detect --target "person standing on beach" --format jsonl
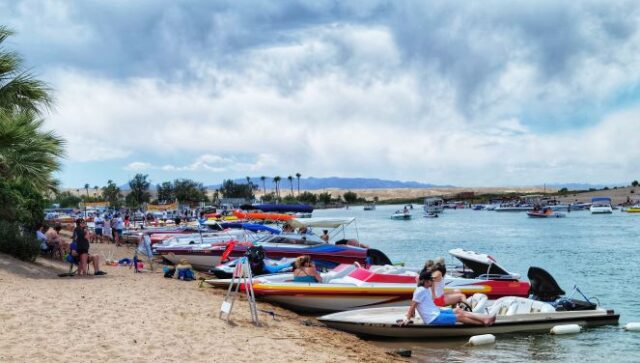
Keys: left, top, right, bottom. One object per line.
{"left": 115, "top": 214, "right": 124, "bottom": 246}
{"left": 94, "top": 214, "right": 104, "bottom": 242}
{"left": 73, "top": 219, "right": 91, "bottom": 276}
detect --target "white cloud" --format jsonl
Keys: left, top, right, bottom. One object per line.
{"left": 124, "top": 162, "right": 153, "bottom": 171}
{"left": 22, "top": 2, "right": 640, "bottom": 185}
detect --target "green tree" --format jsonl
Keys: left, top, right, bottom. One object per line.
{"left": 260, "top": 192, "right": 277, "bottom": 203}
{"left": 317, "top": 192, "right": 332, "bottom": 205}
{"left": 173, "top": 178, "right": 208, "bottom": 205}
{"left": 343, "top": 191, "right": 358, "bottom": 204}
{"left": 260, "top": 176, "right": 267, "bottom": 194}
{"left": 632, "top": 180, "right": 639, "bottom": 187}
{"left": 295, "top": 172, "right": 301, "bottom": 195}
{"left": 287, "top": 175, "right": 294, "bottom": 195}
{"left": 102, "top": 179, "right": 122, "bottom": 209}
{"left": 0, "top": 110, "right": 65, "bottom": 193}
{"left": 297, "top": 191, "right": 317, "bottom": 205}
{"left": 0, "top": 26, "right": 52, "bottom": 114}
{"left": 0, "top": 26, "right": 61, "bottom": 261}
{"left": 127, "top": 173, "right": 151, "bottom": 208}
{"left": 219, "top": 179, "right": 254, "bottom": 199}
{"left": 157, "top": 181, "right": 175, "bottom": 202}
{"left": 273, "top": 176, "right": 281, "bottom": 198}
{"left": 55, "top": 191, "right": 82, "bottom": 208}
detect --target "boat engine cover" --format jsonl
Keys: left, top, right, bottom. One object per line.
{"left": 527, "top": 266, "right": 565, "bottom": 302}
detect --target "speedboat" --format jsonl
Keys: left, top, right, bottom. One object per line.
{"left": 623, "top": 205, "right": 640, "bottom": 213}
{"left": 211, "top": 249, "right": 530, "bottom": 313}
{"left": 590, "top": 197, "right": 613, "bottom": 214}
{"left": 318, "top": 267, "right": 619, "bottom": 338}
{"left": 363, "top": 203, "right": 376, "bottom": 211}
{"left": 318, "top": 300, "right": 618, "bottom": 338}
{"left": 157, "top": 218, "right": 392, "bottom": 271}
{"left": 391, "top": 210, "right": 412, "bottom": 220}
{"left": 527, "top": 208, "right": 566, "bottom": 218}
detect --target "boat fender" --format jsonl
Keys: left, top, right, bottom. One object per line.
{"left": 468, "top": 334, "right": 495, "bottom": 346}
{"left": 550, "top": 324, "right": 581, "bottom": 335}
{"left": 624, "top": 322, "right": 640, "bottom": 331}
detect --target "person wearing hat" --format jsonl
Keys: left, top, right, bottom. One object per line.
{"left": 400, "top": 270, "right": 495, "bottom": 326}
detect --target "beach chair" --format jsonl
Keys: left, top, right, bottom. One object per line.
{"left": 58, "top": 253, "right": 93, "bottom": 277}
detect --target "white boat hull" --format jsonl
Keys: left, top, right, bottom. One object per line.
{"left": 590, "top": 206, "right": 613, "bottom": 214}
{"left": 319, "top": 306, "right": 619, "bottom": 338}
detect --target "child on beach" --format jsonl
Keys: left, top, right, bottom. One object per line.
{"left": 400, "top": 270, "right": 495, "bottom": 326}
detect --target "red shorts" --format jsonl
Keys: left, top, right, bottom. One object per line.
{"left": 434, "top": 295, "right": 445, "bottom": 306}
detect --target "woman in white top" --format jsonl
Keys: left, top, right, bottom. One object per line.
{"left": 400, "top": 270, "right": 495, "bottom": 326}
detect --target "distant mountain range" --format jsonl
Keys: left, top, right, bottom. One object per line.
{"left": 209, "top": 177, "right": 451, "bottom": 190}
{"left": 117, "top": 179, "right": 628, "bottom": 192}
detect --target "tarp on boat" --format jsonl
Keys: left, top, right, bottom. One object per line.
{"left": 288, "top": 217, "right": 356, "bottom": 229}
{"left": 248, "top": 204, "right": 314, "bottom": 213}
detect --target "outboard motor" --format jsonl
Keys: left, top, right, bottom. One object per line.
{"left": 245, "top": 245, "right": 266, "bottom": 275}
{"left": 527, "top": 266, "right": 565, "bottom": 302}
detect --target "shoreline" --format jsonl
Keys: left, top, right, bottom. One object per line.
{"left": 0, "top": 244, "right": 403, "bottom": 362}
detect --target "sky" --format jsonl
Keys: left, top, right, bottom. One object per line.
{"left": 2, "top": 0, "right": 640, "bottom": 188}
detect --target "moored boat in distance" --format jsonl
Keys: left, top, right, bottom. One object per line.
{"left": 527, "top": 208, "right": 566, "bottom": 218}
{"left": 391, "top": 209, "right": 412, "bottom": 220}
{"left": 424, "top": 197, "right": 444, "bottom": 215}
{"left": 590, "top": 197, "right": 613, "bottom": 214}
{"left": 363, "top": 203, "right": 376, "bottom": 211}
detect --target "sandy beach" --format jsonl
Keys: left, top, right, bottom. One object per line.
{"left": 0, "top": 242, "right": 402, "bottom": 363}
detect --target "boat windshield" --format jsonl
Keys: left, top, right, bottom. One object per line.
{"left": 260, "top": 235, "right": 324, "bottom": 246}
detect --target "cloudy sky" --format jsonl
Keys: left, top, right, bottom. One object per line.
{"left": 2, "top": 0, "right": 640, "bottom": 187}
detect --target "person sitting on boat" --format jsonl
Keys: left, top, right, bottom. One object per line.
{"left": 281, "top": 223, "right": 295, "bottom": 233}
{"left": 430, "top": 263, "right": 466, "bottom": 307}
{"left": 292, "top": 255, "right": 322, "bottom": 283}
{"left": 400, "top": 270, "right": 495, "bottom": 326}
{"left": 320, "top": 230, "right": 330, "bottom": 243}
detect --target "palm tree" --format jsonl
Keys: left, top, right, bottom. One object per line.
{"left": 0, "top": 110, "right": 64, "bottom": 193}
{"left": 287, "top": 175, "right": 294, "bottom": 195}
{"left": 273, "top": 176, "right": 281, "bottom": 198}
{"left": 260, "top": 176, "right": 267, "bottom": 194}
{"left": 0, "top": 27, "right": 62, "bottom": 196}
{"left": 0, "top": 26, "right": 52, "bottom": 114}
{"left": 295, "top": 173, "right": 301, "bottom": 195}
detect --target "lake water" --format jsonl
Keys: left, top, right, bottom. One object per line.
{"left": 313, "top": 204, "right": 640, "bottom": 362}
